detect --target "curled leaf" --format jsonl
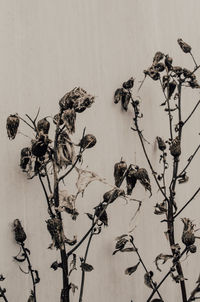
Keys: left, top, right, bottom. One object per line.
{"left": 155, "top": 253, "right": 173, "bottom": 272}
{"left": 125, "top": 261, "right": 140, "bottom": 275}
{"left": 70, "top": 283, "right": 78, "bottom": 295}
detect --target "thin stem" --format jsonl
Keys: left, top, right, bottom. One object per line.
{"left": 0, "top": 287, "right": 8, "bottom": 302}
{"left": 18, "top": 116, "right": 35, "bottom": 131}
{"left": 183, "top": 100, "right": 200, "bottom": 126}
{"left": 38, "top": 174, "right": 55, "bottom": 218}
{"left": 79, "top": 232, "right": 94, "bottom": 302}
{"left": 173, "top": 187, "right": 200, "bottom": 219}
{"left": 190, "top": 52, "right": 198, "bottom": 68}
{"left": 178, "top": 144, "right": 200, "bottom": 177}
{"left": 44, "top": 166, "right": 53, "bottom": 194}
{"left": 131, "top": 241, "right": 163, "bottom": 300}
{"left": 21, "top": 243, "right": 37, "bottom": 302}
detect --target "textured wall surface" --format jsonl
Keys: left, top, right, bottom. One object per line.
{"left": 1, "top": 1, "right": 200, "bottom": 301}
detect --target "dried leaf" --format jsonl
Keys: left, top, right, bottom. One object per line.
{"left": 85, "top": 213, "right": 94, "bottom": 221}
{"left": 125, "top": 261, "right": 140, "bottom": 275}
{"left": 155, "top": 253, "right": 173, "bottom": 272}
{"left": 144, "top": 271, "right": 154, "bottom": 288}
{"left": 80, "top": 262, "right": 94, "bottom": 272}
{"left": 114, "top": 160, "right": 127, "bottom": 187}
{"left": 70, "top": 283, "right": 78, "bottom": 295}
{"left": 69, "top": 254, "right": 77, "bottom": 276}
{"left": 65, "top": 235, "right": 77, "bottom": 246}
{"left": 136, "top": 167, "right": 152, "bottom": 196}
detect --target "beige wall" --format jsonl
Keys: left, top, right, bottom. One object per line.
{"left": 1, "top": 1, "right": 200, "bottom": 301}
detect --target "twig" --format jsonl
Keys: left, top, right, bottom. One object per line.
{"left": 183, "top": 100, "right": 200, "bottom": 126}
{"left": 173, "top": 187, "right": 200, "bottom": 219}
{"left": 38, "top": 173, "right": 55, "bottom": 218}
{"left": 0, "top": 287, "right": 8, "bottom": 302}
{"left": 178, "top": 144, "right": 200, "bottom": 177}
{"left": 18, "top": 116, "right": 35, "bottom": 131}
{"left": 190, "top": 52, "right": 198, "bottom": 68}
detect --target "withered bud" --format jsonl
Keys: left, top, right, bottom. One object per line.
{"left": 114, "top": 159, "right": 127, "bottom": 187}
{"left": 170, "top": 136, "right": 181, "bottom": 158}
{"left": 62, "top": 108, "right": 76, "bottom": 134}
{"left": 79, "top": 134, "right": 97, "bottom": 149}
{"left": 173, "top": 66, "right": 183, "bottom": 76}
{"left": 145, "top": 67, "right": 160, "bottom": 81}
{"left": 126, "top": 165, "right": 137, "bottom": 195}
{"left": 13, "top": 219, "right": 27, "bottom": 243}
{"left": 153, "top": 51, "right": 164, "bottom": 64}
{"left": 103, "top": 188, "right": 125, "bottom": 204}
{"left": 156, "top": 137, "right": 166, "bottom": 151}
{"left": 114, "top": 88, "right": 124, "bottom": 104}
{"left": 53, "top": 113, "right": 64, "bottom": 125}
{"left": 165, "top": 55, "right": 173, "bottom": 71}
{"left": 46, "top": 218, "right": 63, "bottom": 249}
{"left": 136, "top": 167, "right": 152, "bottom": 196}
{"left": 122, "top": 91, "right": 131, "bottom": 111}
{"left": 20, "top": 147, "right": 31, "bottom": 170}
{"left": 31, "top": 134, "right": 50, "bottom": 157}
{"left": 183, "top": 68, "right": 192, "bottom": 78}
{"left": 94, "top": 204, "right": 108, "bottom": 226}
{"left": 122, "top": 77, "right": 134, "bottom": 90}
{"left": 6, "top": 114, "right": 20, "bottom": 140}
{"left": 37, "top": 118, "right": 50, "bottom": 134}
{"left": 177, "top": 38, "right": 192, "bottom": 53}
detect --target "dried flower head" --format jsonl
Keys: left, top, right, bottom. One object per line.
{"left": 156, "top": 137, "right": 166, "bottom": 151}
{"left": 114, "top": 88, "right": 124, "bottom": 104}
{"left": 79, "top": 134, "right": 97, "bottom": 149}
{"left": 122, "top": 77, "right": 134, "bottom": 90}
{"left": 13, "top": 219, "right": 27, "bottom": 243}
{"left": 122, "top": 91, "right": 131, "bottom": 111}
{"left": 181, "top": 218, "right": 195, "bottom": 247}
{"left": 6, "top": 114, "right": 20, "bottom": 140}
{"left": 153, "top": 51, "right": 164, "bottom": 64}
{"left": 53, "top": 113, "right": 64, "bottom": 125}
{"left": 46, "top": 218, "right": 63, "bottom": 249}
{"left": 114, "top": 159, "right": 127, "bottom": 187}
{"left": 135, "top": 167, "right": 152, "bottom": 196}
{"left": 20, "top": 147, "right": 31, "bottom": 171}
{"left": 37, "top": 118, "right": 50, "bottom": 135}
{"left": 31, "top": 134, "right": 50, "bottom": 157}
{"left": 126, "top": 165, "right": 137, "bottom": 195}
{"left": 170, "top": 136, "right": 181, "bottom": 158}
{"left": 56, "top": 132, "right": 75, "bottom": 168}
{"left": 62, "top": 108, "right": 76, "bottom": 134}
{"left": 177, "top": 38, "right": 192, "bottom": 53}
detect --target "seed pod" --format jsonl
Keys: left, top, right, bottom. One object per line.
{"left": 31, "top": 134, "right": 50, "bottom": 157}
{"left": 114, "top": 88, "right": 124, "bottom": 104}
{"left": 122, "top": 91, "right": 131, "bottom": 111}
{"left": 103, "top": 188, "right": 125, "bottom": 204}
{"left": 62, "top": 108, "right": 76, "bottom": 134}
{"left": 170, "top": 136, "right": 181, "bottom": 158}
{"left": 94, "top": 204, "right": 108, "bottom": 226}
{"left": 114, "top": 160, "right": 127, "bottom": 187}
{"left": 136, "top": 167, "right": 152, "bottom": 196}
{"left": 53, "top": 113, "right": 64, "bottom": 125}
{"left": 13, "top": 219, "right": 27, "bottom": 243}
{"left": 168, "top": 80, "right": 176, "bottom": 99}
{"left": 165, "top": 55, "right": 173, "bottom": 71}
{"left": 181, "top": 218, "right": 195, "bottom": 247}
{"left": 156, "top": 137, "right": 166, "bottom": 151}
{"left": 153, "top": 51, "right": 164, "bottom": 64}
{"left": 177, "top": 38, "right": 192, "bottom": 53}
{"left": 46, "top": 218, "right": 63, "bottom": 249}
{"left": 188, "top": 244, "right": 197, "bottom": 254}
{"left": 20, "top": 147, "right": 31, "bottom": 170}
{"left": 126, "top": 165, "right": 137, "bottom": 195}
{"left": 79, "top": 134, "right": 97, "bottom": 149}
{"left": 37, "top": 118, "right": 50, "bottom": 134}
{"left": 6, "top": 114, "right": 20, "bottom": 140}
{"left": 122, "top": 77, "right": 134, "bottom": 89}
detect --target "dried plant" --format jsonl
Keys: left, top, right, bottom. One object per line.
{"left": 113, "top": 38, "right": 200, "bottom": 302}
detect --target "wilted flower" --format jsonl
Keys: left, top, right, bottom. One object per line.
{"left": 135, "top": 167, "right": 152, "bottom": 196}
{"left": 94, "top": 204, "right": 108, "bottom": 226}
{"left": 173, "top": 66, "right": 183, "bottom": 76}
{"left": 122, "top": 91, "right": 131, "bottom": 111}
{"left": 122, "top": 77, "right": 134, "bottom": 90}
{"left": 188, "top": 244, "right": 197, "bottom": 254}
{"left": 46, "top": 218, "right": 64, "bottom": 249}
{"left": 154, "top": 62, "right": 165, "bottom": 72}
{"left": 59, "top": 87, "right": 94, "bottom": 113}
{"left": 103, "top": 188, "right": 125, "bottom": 204}
{"left": 31, "top": 134, "right": 50, "bottom": 157}
{"left": 126, "top": 165, "right": 137, "bottom": 195}
{"left": 79, "top": 134, "right": 97, "bottom": 149}
{"left": 156, "top": 137, "right": 166, "bottom": 151}
{"left": 177, "top": 38, "right": 192, "bottom": 53}
{"left": 114, "top": 159, "right": 127, "bottom": 187}
{"left": 37, "top": 118, "right": 50, "bottom": 134}
{"left": 170, "top": 136, "right": 181, "bottom": 158}
{"left": 114, "top": 88, "right": 124, "bottom": 104}
{"left": 56, "top": 132, "right": 75, "bottom": 168}
{"left": 144, "top": 67, "right": 160, "bottom": 81}
{"left": 13, "top": 219, "right": 26, "bottom": 243}
{"left": 181, "top": 218, "right": 195, "bottom": 247}
{"left": 20, "top": 147, "right": 31, "bottom": 171}
{"left": 6, "top": 114, "right": 20, "bottom": 140}
{"left": 153, "top": 51, "right": 164, "bottom": 64}
{"left": 62, "top": 108, "right": 76, "bottom": 134}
